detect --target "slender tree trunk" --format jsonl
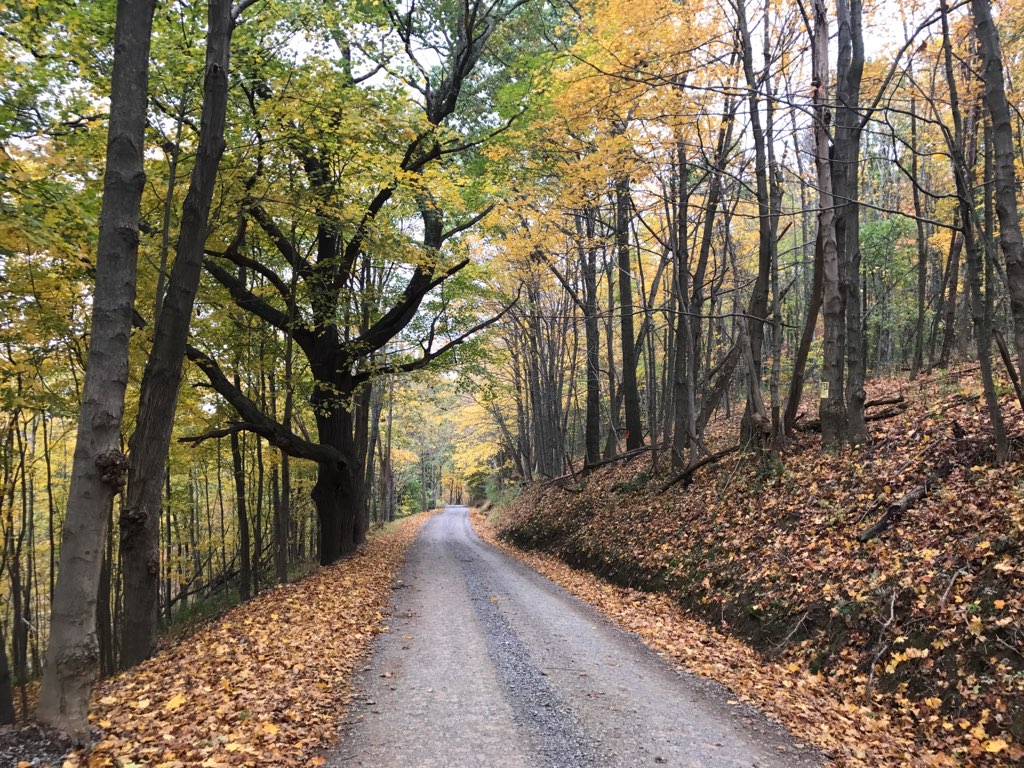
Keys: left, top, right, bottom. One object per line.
{"left": 616, "top": 177, "right": 644, "bottom": 450}
{"left": 736, "top": 0, "right": 773, "bottom": 447}
{"left": 910, "top": 95, "right": 929, "bottom": 379}
{"left": 784, "top": 228, "right": 824, "bottom": 432}
{"left": 941, "top": 0, "right": 1008, "bottom": 462}
{"left": 938, "top": 228, "right": 963, "bottom": 367}
{"left": 578, "top": 212, "right": 602, "bottom": 468}
{"left": 37, "top": 0, "right": 157, "bottom": 739}
{"left": 972, "top": 0, "right": 1024, "bottom": 381}
{"left": 671, "top": 144, "right": 693, "bottom": 468}
{"left": 0, "top": 625, "right": 15, "bottom": 724}
{"left": 231, "top": 426, "right": 252, "bottom": 601}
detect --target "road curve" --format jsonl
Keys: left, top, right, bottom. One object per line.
{"left": 329, "top": 506, "right": 820, "bottom": 768}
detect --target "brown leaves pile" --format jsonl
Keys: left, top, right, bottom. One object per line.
{"left": 473, "top": 509, "right": 929, "bottom": 766}
{"left": 482, "top": 372, "right": 1023, "bottom": 767}
{"left": 66, "top": 514, "right": 431, "bottom": 768}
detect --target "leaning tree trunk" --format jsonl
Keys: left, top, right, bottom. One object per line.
{"left": 941, "top": 0, "right": 1008, "bottom": 463}
{"left": 36, "top": 0, "right": 156, "bottom": 741}
{"left": 119, "top": 0, "right": 234, "bottom": 670}
{"left": 784, "top": 228, "right": 824, "bottom": 432}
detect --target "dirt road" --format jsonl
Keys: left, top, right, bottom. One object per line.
{"left": 330, "top": 506, "right": 820, "bottom": 767}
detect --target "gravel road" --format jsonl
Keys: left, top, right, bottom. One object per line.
{"left": 329, "top": 506, "right": 821, "bottom": 767}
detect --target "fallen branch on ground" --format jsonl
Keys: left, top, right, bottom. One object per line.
{"left": 797, "top": 403, "right": 908, "bottom": 433}
{"left": 864, "top": 395, "right": 906, "bottom": 408}
{"left": 857, "top": 476, "right": 941, "bottom": 542}
{"left": 659, "top": 444, "right": 740, "bottom": 492}
{"left": 543, "top": 446, "right": 655, "bottom": 485}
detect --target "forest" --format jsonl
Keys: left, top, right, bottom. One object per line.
{"left": 0, "top": 0, "right": 1022, "bottom": 764}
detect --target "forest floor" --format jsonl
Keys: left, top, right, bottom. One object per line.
{"left": 329, "top": 505, "right": 817, "bottom": 768}
{"left": 489, "top": 370, "right": 1023, "bottom": 767}
{"left": 26, "top": 512, "right": 434, "bottom": 768}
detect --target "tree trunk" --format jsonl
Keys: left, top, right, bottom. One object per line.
{"left": 784, "top": 227, "right": 824, "bottom": 432}
{"left": 910, "top": 95, "right": 929, "bottom": 379}
{"left": 0, "top": 625, "right": 15, "bottom": 725}
{"left": 579, "top": 212, "right": 602, "bottom": 468}
{"left": 736, "top": 0, "right": 773, "bottom": 447}
{"left": 972, "top": 0, "right": 1024, "bottom": 380}
{"left": 812, "top": 0, "right": 848, "bottom": 447}
{"left": 231, "top": 428, "right": 252, "bottom": 600}
{"left": 119, "top": 0, "right": 234, "bottom": 670}
{"left": 37, "top": 0, "right": 156, "bottom": 740}
{"left": 938, "top": 228, "right": 963, "bottom": 367}
{"left": 312, "top": 403, "right": 362, "bottom": 563}
{"left": 616, "top": 176, "right": 644, "bottom": 451}
{"left": 835, "top": 0, "right": 867, "bottom": 442}
{"left": 940, "top": 0, "right": 1008, "bottom": 463}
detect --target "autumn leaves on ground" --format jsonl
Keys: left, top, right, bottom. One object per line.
{"left": 58, "top": 515, "right": 431, "bottom": 768}
{"left": 487, "top": 373, "right": 1023, "bottom": 767}
{"left": 49, "top": 374, "right": 1021, "bottom": 768}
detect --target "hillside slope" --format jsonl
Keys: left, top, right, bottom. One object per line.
{"left": 496, "top": 375, "right": 1023, "bottom": 766}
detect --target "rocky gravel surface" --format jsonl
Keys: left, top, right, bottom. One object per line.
{"left": 330, "top": 506, "right": 821, "bottom": 768}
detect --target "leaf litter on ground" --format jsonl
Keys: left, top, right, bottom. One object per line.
{"left": 477, "top": 370, "right": 1023, "bottom": 767}
{"left": 59, "top": 512, "right": 433, "bottom": 768}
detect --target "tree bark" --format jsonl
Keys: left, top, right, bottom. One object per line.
{"left": 616, "top": 176, "right": 644, "bottom": 451}
{"left": 119, "top": 0, "right": 235, "bottom": 670}
{"left": 972, "top": 0, "right": 1024, "bottom": 382}
{"left": 835, "top": 0, "right": 867, "bottom": 442}
{"left": 37, "top": 0, "right": 156, "bottom": 740}
{"left": 940, "top": 0, "right": 1008, "bottom": 463}
{"left": 812, "top": 0, "right": 848, "bottom": 447}
{"left": 231, "top": 426, "right": 252, "bottom": 600}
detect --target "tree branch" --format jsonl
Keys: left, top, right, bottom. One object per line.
{"left": 353, "top": 299, "right": 516, "bottom": 384}
{"left": 185, "top": 344, "right": 348, "bottom": 466}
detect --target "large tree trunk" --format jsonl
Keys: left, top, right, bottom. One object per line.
{"left": 119, "top": 0, "right": 234, "bottom": 670}
{"left": 972, "top": 0, "right": 1024, "bottom": 380}
{"left": 812, "top": 0, "right": 848, "bottom": 447}
{"left": 312, "top": 397, "right": 364, "bottom": 563}
{"left": 835, "top": 0, "right": 867, "bottom": 442}
{"left": 37, "top": 0, "right": 156, "bottom": 740}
